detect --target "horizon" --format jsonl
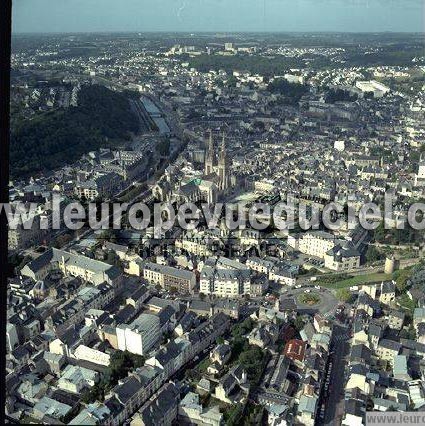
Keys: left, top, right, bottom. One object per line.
{"left": 12, "top": 0, "right": 424, "bottom": 34}
{"left": 11, "top": 30, "right": 425, "bottom": 35}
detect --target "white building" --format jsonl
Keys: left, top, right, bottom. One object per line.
{"left": 334, "top": 140, "right": 345, "bottom": 152}
{"left": 74, "top": 345, "right": 111, "bottom": 366}
{"left": 116, "top": 313, "right": 160, "bottom": 356}
{"left": 355, "top": 80, "right": 390, "bottom": 98}
{"left": 179, "top": 392, "right": 223, "bottom": 426}
{"left": 414, "top": 155, "right": 425, "bottom": 186}
{"left": 298, "top": 231, "right": 337, "bottom": 259}
{"left": 200, "top": 257, "right": 251, "bottom": 297}
{"left": 57, "top": 365, "right": 99, "bottom": 394}
{"left": 6, "top": 323, "right": 19, "bottom": 352}
{"left": 200, "top": 266, "right": 251, "bottom": 297}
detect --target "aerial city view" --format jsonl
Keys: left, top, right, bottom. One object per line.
{"left": 4, "top": 1, "right": 425, "bottom": 425}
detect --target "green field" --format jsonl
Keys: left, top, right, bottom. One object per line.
{"left": 319, "top": 272, "right": 393, "bottom": 289}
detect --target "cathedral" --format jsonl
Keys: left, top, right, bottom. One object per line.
{"left": 151, "top": 130, "right": 232, "bottom": 206}
{"left": 204, "top": 130, "right": 230, "bottom": 192}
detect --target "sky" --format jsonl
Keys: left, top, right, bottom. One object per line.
{"left": 12, "top": 0, "right": 424, "bottom": 34}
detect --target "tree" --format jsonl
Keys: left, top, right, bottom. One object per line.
{"left": 156, "top": 138, "right": 170, "bottom": 157}
{"left": 232, "top": 318, "right": 254, "bottom": 338}
{"left": 107, "top": 350, "right": 145, "bottom": 388}
{"left": 105, "top": 251, "right": 120, "bottom": 267}
{"left": 8, "top": 253, "right": 29, "bottom": 277}
{"left": 11, "top": 85, "right": 139, "bottom": 178}
{"left": 226, "top": 75, "right": 238, "bottom": 88}
{"left": 267, "top": 78, "right": 308, "bottom": 105}
{"left": 394, "top": 269, "right": 411, "bottom": 292}
{"left": 237, "top": 344, "right": 269, "bottom": 384}
{"left": 293, "top": 316, "right": 305, "bottom": 331}
{"left": 337, "top": 288, "right": 353, "bottom": 303}
{"left": 366, "top": 245, "right": 384, "bottom": 263}
{"left": 325, "top": 88, "right": 358, "bottom": 103}
{"left": 52, "top": 233, "right": 72, "bottom": 249}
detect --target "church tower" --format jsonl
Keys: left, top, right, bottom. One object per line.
{"left": 218, "top": 132, "right": 229, "bottom": 191}
{"left": 204, "top": 130, "right": 215, "bottom": 176}
{"left": 415, "top": 153, "right": 425, "bottom": 186}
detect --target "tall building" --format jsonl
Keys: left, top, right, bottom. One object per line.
{"left": 204, "top": 130, "right": 230, "bottom": 192}
{"left": 218, "top": 133, "right": 230, "bottom": 191}
{"left": 204, "top": 130, "right": 215, "bottom": 176}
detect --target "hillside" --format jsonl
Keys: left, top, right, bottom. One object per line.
{"left": 11, "top": 84, "right": 139, "bottom": 178}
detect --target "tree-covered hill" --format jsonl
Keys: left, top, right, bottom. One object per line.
{"left": 11, "top": 84, "right": 139, "bottom": 178}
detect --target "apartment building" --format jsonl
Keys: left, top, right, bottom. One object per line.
{"left": 143, "top": 262, "right": 196, "bottom": 294}
{"left": 21, "top": 248, "right": 122, "bottom": 287}
{"left": 200, "top": 264, "right": 251, "bottom": 297}
{"left": 298, "top": 231, "right": 337, "bottom": 259}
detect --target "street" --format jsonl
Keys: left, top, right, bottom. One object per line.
{"left": 317, "top": 323, "right": 351, "bottom": 426}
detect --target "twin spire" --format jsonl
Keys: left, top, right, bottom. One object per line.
{"left": 204, "top": 129, "right": 228, "bottom": 184}
{"left": 206, "top": 129, "right": 227, "bottom": 164}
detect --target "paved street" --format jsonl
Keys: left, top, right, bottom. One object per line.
{"left": 318, "top": 323, "right": 351, "bottom": 426}
{"left": 281, "top": 287, "right": 339, "bottom": 316}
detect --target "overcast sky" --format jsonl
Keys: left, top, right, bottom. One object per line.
{"left": 12, "top": 0, "right": 424, "bottom": 33}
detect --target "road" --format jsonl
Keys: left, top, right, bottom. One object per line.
{"left": 317, "top": 323, "right": 351, "bottom": 426}
{"left": 281, "top": 287, "right": 339, "bottom": 316}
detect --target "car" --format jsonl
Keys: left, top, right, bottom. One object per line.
{"left": 315, "top": 285, "right": 320, "bottom": 290}
{"left": 304, "top": 289, "right": 311, "bottom": 293}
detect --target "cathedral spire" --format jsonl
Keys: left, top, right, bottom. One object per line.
{"left": 204, "top": 129, "right": 215, "bottom": 175}
{"left": 218, "top": 132, "right": 229, "bottom": 191}
{"left": 208, "top": 129, "right": 214, "bottom": 155}
{"left": 219, "top": 132, "right": 227, "bottom": 163}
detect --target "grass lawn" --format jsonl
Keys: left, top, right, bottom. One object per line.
{"left": 319, "top": 272, "right": 393, "bottom": 289}
{"left": 198, "top": 357, "right": 211, "bottom": 373}
{"left": 297, "top": 292, "right": 321, "bottom": 305}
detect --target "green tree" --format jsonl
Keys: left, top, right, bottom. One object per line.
{"left": 226, "top": 75, "right": 238, "bottom": 88}
{"left": 105, "top": 251, "right": 121, "bottom": 267}
{"left": 232, "top": 318, "right": 254, "bottom": 338}
{"left": 366, "top": 245, "right": 385, "bottom": 263}
{"left": 337, "top": 288, "right": 353, "bottom": 303}
{"left": 394, "top": 269, "right": 411, "bottom": 292}
{"left": 11, "top": 85, "right": 139, "bottom": 178}
{"left": 293, "top": 316, "right": 305, "bottom": 331}
{"left": 156, "top": 138, "right": 170, "bottom": 156}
